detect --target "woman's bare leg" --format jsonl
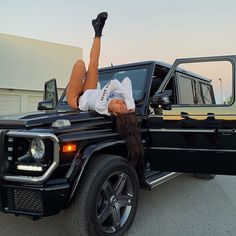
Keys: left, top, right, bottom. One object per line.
{"left": 66, "top": 12, "right": 107, "bottom": 110}
{"left": 82, "top": 37, "right": 101, "bottom": 91}
{"left": 66, "top": 59, "right": 86, "bottom": 109}
{"left": 82, "top": 12, "right": 107, "bottom": 91}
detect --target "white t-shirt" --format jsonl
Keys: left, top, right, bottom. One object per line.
{"left": 78, "top": 77, "right": 135, "bottom": 115}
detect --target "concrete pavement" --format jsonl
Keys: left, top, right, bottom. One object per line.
{"left": 0, "top": 174, "right": 236, "bottom": 236}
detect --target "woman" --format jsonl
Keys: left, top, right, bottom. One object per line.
{"left": 66, "top": 12, "right": 144, "bottom": 166}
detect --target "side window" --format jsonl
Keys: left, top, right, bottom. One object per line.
{"left": 150, "top": 65, "right": 169, "bottom": 97}
{"left": 150, "top": 65, "right": 177, "bottom": 104}
{"left": 199, "top": 82, "right": 215, "bottom": 104}
{"left": 172, "top": 60, "right": 233, "bottom": 106}
{"left": 177, "top": 74, "right": 197, "bottom": 104}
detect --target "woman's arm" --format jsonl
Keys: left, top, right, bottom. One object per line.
{"left": 95, "top": 78, "right": 135, "bottom": 115}
{"left": 107, "top": 78, "right": 135, "bottom": 110}
{"left": 120, "top": 77, "right": 135, "bottom": 110}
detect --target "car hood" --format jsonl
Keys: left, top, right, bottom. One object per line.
{"left": 0, "top": 110, "right": 107, "bottom": 129}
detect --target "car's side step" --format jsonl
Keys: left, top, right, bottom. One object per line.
{"left": 145, "top": 172, "right": 181, "bottom": 189}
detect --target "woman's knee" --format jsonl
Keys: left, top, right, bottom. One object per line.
{"left": 73, "top": 59, "right": 86, "bottom": 71}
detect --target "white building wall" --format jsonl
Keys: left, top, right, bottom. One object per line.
{"left": 0, "top": 88, "right": 64, "bottom": 115}
{"left": 0, "top": 33, "right": 82, "bottom": 115}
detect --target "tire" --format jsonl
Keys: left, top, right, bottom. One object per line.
{"left": 194, "top": 174, "right": 216, "bottom": 180}
{"left": 66, "top": 154, "right": 139, "bottom": 236}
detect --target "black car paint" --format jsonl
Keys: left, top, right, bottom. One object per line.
{"left": 0, "top": 56, "right": 235, "bottom": 217}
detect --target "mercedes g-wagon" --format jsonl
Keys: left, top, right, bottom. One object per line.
{"left": 0, "top": 55, "right": 235, "bottom": 236}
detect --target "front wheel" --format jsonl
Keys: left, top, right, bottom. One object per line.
{"left": 66, "top": 155, "right": 139, "bottom": 236}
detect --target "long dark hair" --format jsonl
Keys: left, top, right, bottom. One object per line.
{"left": 115, "top": 112, "right": 144, "bottom": 167}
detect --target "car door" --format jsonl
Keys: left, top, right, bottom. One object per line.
{"left": 148, "top": 55, "right": 236, "bottom": 175}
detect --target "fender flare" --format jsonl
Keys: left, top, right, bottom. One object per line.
{"left": 66, "top": 139, "right": 126, "bottom": 206}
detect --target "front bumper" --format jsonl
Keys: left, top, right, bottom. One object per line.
{"left": 0, "top": 130, "right": 69, "bottom": 216}
{"left": 0, "top": 180, "right": 70, "bottom": 217}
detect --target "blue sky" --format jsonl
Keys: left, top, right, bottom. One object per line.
{"left": 1, "top": 0, "right": 236, "bottom": 67}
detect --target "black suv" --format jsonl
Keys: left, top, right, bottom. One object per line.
{"left": 0, "top": 55, "right": 234, "bottom": 236}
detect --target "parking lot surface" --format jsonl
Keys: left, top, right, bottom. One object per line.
{"left": 1, "top": 174, "right": 236, "bottom": 236}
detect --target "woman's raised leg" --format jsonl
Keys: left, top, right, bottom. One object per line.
{"left": 66, "top": 59, "right": 86, "bottom": 109}
{"left": 66, "top": 12, "right": 107, "bottom": 110}
{"left": 82, "top": 12, "right": 108, "bottom": 91}
{"left": 82, "top": 37, "right": 101, "bottom": 91}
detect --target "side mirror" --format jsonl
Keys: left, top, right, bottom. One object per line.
{"left": 38, "top": 79, "right": 58, "bottom": 110}
{"left": 37, "top": 100, "right": 54, "bottom": 110}
{"left": 150, "top": 91, "right": 172, "bottom": 110}
{"left": 44, "top": 78, "right": 58, "bottom": 102}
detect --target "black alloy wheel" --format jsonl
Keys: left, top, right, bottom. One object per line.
{"left": 96, "top": 171, "right": 134, "bottom": 234}
{"left": 66, "top": 154, "right": 139, "bottom": 236}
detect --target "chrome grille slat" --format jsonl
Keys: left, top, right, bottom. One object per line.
{"left": 0, "top": 130, "right": 8, "bottom": 175}
{"left": 7, "top": 137, "right": 14, "bottom": 162}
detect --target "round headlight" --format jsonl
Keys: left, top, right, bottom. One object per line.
{"left": 30, "top": 138, "right": 45, "bottom": 160}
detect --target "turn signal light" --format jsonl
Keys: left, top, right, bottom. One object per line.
{"left": 62, "top": 144, "right": 77, "bottom": 153}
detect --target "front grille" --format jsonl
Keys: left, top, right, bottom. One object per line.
{"left": 7, "top": 188, "right": 43, "bottom": 214}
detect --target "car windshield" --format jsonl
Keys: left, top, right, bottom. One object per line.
{"left": 61, "top": 66, "right": 148, "bottom": 103}
{"left": 98, "top": 67, "right": 148, "bottom": 101}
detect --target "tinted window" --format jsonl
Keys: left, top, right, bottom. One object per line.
{"left": 175, "top": 61, "right": 233, "bottom": 105}
{"left": 200, "top": 82, "right": 214, "bottom": 104}
{"left": 177, "top": 74, "right": 196, "bottom": 104}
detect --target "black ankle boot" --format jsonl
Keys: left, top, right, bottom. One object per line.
{"left": 92, "top": 12, "right": 108, "bottom": 38}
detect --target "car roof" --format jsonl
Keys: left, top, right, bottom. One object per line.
{"left": 99, "top": 60, "right": 211, "bottom": 83}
